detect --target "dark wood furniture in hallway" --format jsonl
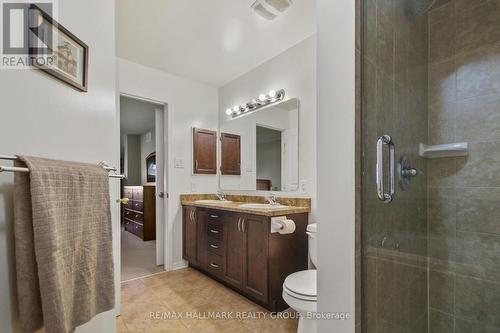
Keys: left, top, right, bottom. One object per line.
{"left": 123, "top": 185, "right": 156, "bottom": 241}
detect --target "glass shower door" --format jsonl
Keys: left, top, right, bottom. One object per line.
{"left": 361, "top": 0, "right": 500, "bottom": 332}
{"left": 361, "top": 0, "right": 430, "bottom": 332}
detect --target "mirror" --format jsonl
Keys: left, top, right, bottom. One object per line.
{"left": 219, "top": 98, "right": 299, "bottom": 191}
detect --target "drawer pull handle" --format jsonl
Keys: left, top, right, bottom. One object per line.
{"left": 210, "top": 244, "right": 219, "bottom": 249}
{"left": 210, "top": 215, "right": 219, "bottom": 218}
{"left": 210, "top": 263, "right": 219, "bottom": 268}
{"left": 210, "top": 229, "right": 219, "bottom": 234}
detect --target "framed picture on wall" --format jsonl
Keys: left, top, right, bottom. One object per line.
{"left": 146, "top": 152, "right": 156, "bottom": 183}
{"left": 29, "top": 5, "right": 89, "bottom": 92}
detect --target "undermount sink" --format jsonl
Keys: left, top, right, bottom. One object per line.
{"left": 238, "top": 203, "right": 289, "bottom": 210}
{"left": 194, "top": 199, "right": 233, "bottom": 204}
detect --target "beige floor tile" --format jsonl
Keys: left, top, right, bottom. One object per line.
{"left": 116, "top": 316, "right": 130, "bottom": 333}
{"left": 124, "top": 318, "right": 190, "bottom": 333}
{"left": 119, "top": 268, "right": 298, "bottom": 333}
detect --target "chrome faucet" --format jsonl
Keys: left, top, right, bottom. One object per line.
{"left": 216, "top": 191, "right": 226, "bottom": 201}
{"left": 266, "top": 193, "right": 278, "bottom": 206}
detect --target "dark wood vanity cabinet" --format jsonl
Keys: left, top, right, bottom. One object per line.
{"left": 193, "top": 128, "right": 217, "bottom": 174}
{"left": 182, "top": 206, "right": 308, "bottom": 311}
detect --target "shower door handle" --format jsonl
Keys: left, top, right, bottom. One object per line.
{"left": 376, "top": 134, "right": 395, "bottom": 203}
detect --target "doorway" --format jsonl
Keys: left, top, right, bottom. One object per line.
{"left": 119, "top": 94, "right": 168, "bottom": 281}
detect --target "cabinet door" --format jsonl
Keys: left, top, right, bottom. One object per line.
{"left": 196, "top": 210, "right": 208, "bottom": 269}
{"left": 220, "top": 133, "right": 241, "bottom": 175}
{"left": 223, "top": 213, "right": 244, "bottom": 288}
{"left": 193, "top": 128, "right": 217, "bottom": 174}
{"left": 242, "top": 215, "right": 269, "bottom": 302}
{"left": 183, "top": 207, "right": 198, "bottom": 264}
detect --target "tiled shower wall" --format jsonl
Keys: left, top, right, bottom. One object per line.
{"left": 427, "top": 0, "right": 500, "bottom": 331}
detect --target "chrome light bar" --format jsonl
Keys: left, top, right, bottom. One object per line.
{"left": 225, "top": 89, "right": 285, "bottom": 119}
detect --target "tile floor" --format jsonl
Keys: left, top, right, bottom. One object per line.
{"left": 121, "top": 227, "right": 164, "bottom": 281}
{"left": 118, "top": 268, "right": 298, "bottom": 333}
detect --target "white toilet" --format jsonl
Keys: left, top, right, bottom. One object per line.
{"left": 282, "top": 223, "right": 317, "bottom": 333}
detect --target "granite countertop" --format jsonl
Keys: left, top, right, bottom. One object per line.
{"left": 180, "top": 194, "right": 311, "bottom": 217}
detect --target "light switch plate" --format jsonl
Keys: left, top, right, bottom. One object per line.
{"left": 174, "top": 158, "right": 184, "bottom": 168}
{"left": 300, "top": 180, "right": 307, "bottom": 193}
{"left": 191, "top": 182, "right": 196, "bottom": 192}
{"left": 145, "top": 131, "right": 152, "bottom": 143}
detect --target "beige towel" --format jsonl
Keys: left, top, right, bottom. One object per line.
{"left": 14, "top": 156, "right": 115, "bottom": 333}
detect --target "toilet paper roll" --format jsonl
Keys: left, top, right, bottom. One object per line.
{"left": 271, "top": 216, "right": 296, "bottom": 234}
{"left": 278, "top": 219, "right": 296, "bottom": 234}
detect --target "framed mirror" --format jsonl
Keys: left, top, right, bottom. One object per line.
{"left": 219, "top": 98, "right": 299, "bottom": 192}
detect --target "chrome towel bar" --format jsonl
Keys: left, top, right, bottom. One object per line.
{"left": 0, "top": 155, "right": 126, "bottom": 179}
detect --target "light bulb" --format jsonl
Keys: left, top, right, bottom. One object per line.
{"left": 240, "top": 104, "right": 246, "bottom": 110}
{"left": 258, "top": 94, "right": 267, "bottom": 102}
{"left": 269, "top": 90, "right": 276, "bottom": 98}
{"left": 226, "top": 108, "right": 232, "bottom": 115}
{"left": 233, "top": 105, "right": 239, "bottom": 112}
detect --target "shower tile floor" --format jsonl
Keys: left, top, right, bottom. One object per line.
{"left": 118, "top": 268, "right": 298, "bottom": 333}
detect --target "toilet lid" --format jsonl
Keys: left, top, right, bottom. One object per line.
{"left": 283, "top": 270, "right": 317, "bottom": 299}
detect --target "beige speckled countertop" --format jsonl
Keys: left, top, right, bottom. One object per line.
{"left": 180, "top": 194, "right": 311, "bottom": 217}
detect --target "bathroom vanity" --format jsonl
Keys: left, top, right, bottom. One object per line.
{"left": 181, "top": 196, "right": 310, "bottom": 312}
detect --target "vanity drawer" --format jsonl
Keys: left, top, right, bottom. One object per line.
{"left": 207, "top": 238, "right": 223, "bottom": 256}
{"left": 207, "top": 222, "right": 223, "bottom": 240}
{"left": 131, "top": 200, "right": 144, "bottom": 211}
{"left": 207, "top": 211, "right": 223, "bottom": 223}
{"left": 206, "top": 253, "right": 223, "bottom": 277}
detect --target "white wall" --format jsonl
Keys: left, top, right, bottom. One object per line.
{"left": 140, "top": 127, "right": 155, "bottom": 185}
{"left": 317, "top": 0, "right": 356, "bottom": 331}
{"left": 125, "top": 135, "right": 141, "bottom": 186}
{"left": 0, "top": 0, "right": 119, "bottom": 332}
{"left": 218, "top": 35, "right": 317, "bottom": 218}
{"left": 117, "top": 58, "right": 219, "bottom": 269}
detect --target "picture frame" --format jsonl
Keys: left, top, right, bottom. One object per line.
{"left": 146, "top": 152, "right": 156, "bottom": 183}
{"left": 29, "top": 5, "right": 89, "bottom": 92}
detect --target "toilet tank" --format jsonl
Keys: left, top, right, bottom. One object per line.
{"left": 306, "top": 223, "right": 317, "bottom": 267}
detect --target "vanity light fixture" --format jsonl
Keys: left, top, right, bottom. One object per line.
{"left": 227, "top": 89, "right": 285, "bottom": 119}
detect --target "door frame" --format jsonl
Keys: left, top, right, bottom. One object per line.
{"left": 118, "top": 92, "right": 173, "bottom": 271}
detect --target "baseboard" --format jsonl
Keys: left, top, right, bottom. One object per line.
{"left": 171, "top": 260, "right": 188, "bottom": 271}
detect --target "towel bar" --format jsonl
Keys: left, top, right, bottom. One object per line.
{"left": 0, "top": 155, "right": 126, "bottom": 179}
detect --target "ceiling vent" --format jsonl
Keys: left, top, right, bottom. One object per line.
{"left": 251, "top": 0, "right": 293, "bottom": 20}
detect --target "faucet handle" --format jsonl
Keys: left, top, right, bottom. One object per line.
{"left": 267, "top": 193, "right": 277, "bottom": 205}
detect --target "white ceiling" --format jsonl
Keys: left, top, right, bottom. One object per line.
{"left": 120, "top": 96, "right": 158, "bottom": 134}
{"left": 116, "top": 0, "right": 316, "bottom": 87}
